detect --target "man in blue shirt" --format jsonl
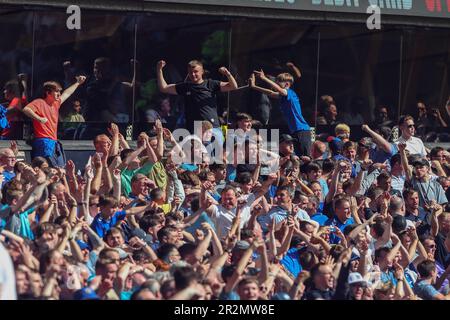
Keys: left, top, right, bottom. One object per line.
{"left": 414, "top": 260, "right": 450, "bottom": 300}
{"left": 90, "top": 195, "right": 153, "bottom": 238}
{"left": 249, "top": 70, "right": 311, "bottom": 157}
{"left": 258, "top": 186, "right": 319, "bottom": 234}
{"left": 325, "top": 197, "right": 355, "bottom": 244}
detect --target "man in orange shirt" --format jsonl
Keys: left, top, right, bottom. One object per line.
{"left": 23, "top": 76, "right": 86, "bottom": 167}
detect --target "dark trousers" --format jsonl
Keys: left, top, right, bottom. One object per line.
{"left": 293, "top": 130, "right": 312, "bottom": 157}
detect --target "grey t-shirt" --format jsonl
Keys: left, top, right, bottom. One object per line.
{"left": 411, "top": 177, "right": 448, "bottom": 208}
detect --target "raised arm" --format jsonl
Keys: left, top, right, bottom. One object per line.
{"left": 18, "top": 73, "right": 29, "bottom": 102}
{"left": 348, "top": 160, "right": 372, "bottom": 196}
{"left": 193, "top": 225, "right": 213, "bottom": 263}
{"left": 286, "top": 62, "right": 302, "bottom": 79}
{"left": 430, "top": 204, "right": 443, "bottom": 237}
{"left": 82, "top": 222, "right": 105, "bottom": 253}
{"left": 325, "top": 164, "right": 340, "bottom": 204}
{"left": 224, "top": 239, "right": 262, "bottom": 293}
{"left": 248, "top": 73, "right": 280, "bottom": 98}
{"left": 65, "top": 160, "right": 79, "bottom": 195}
{"left": 277, "top": 216, "right": 296, "bottom": 259}
{"left": 253, "top": 173, "right": 278, "bottom": 199}
{"left": 108, "top": 123, "right": 120, "bottom": 158}
{"left": 118, "top": 145, "right": 146, "bottom": 171}
{"left": 111, "top": 169, "right": 122, "bottom": 204}
{"left": 156, "top": 60, "right": 177, "bottom": 95}
{"left": 374, "top": 214, "right": 393, "bottom": 250}
{"left": 163, "top": 128, "right": 186, "bottom": 161}
{"left": 218, "top": 67, "right": 238, "bottom": 92}
{"left": 154, "top": 120, "right": 165, "bottom": 161}
{"left": 254, "top": 70, "right": 287, "bottom": 96}
{"left": 83, "top": 166, "right": 94, "bottom": 221}
{"left": 145, "top": 136, "right": 159, "bottom": 164}
{"left": 398, "top": 143, "right": 413, "bottom": 181}
{"left": 60, "top": 75, "right": 86, "bottom": 104}
{"left": 90, "top": 154, "right": 103, "bottom": 195}
{"left": 362, "top": 124, "right": 393, "bottom": 154}
{"left": 99, "top": 156, "right": 113, "bottom": 194}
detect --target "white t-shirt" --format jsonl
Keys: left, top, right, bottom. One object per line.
{"left": 397, "top": 136, "right": 426, "bottom": 156}
{"left": 0, "top": 242, "right": 17, "bottom": 300}
{"left": 211, "top": 193, "right": 257, "bottom": 240}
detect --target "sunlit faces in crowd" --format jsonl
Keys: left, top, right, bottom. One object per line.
{"left": 399, "top": 115, "right": 415, "bottom": 139}
{"left": 220, "top": 186, "right": 238, "bottom": 210}
{"left": 0, "top": 148, "right": 17, "bottom": 170}
{"left": 237, "top": 278, "right": 260, "bottom": 300}
{"left": 105, "top": 228, "right": 125, "bottom": 248}
{"left": 309, "top": 181, "right": 323, "bottom": 200}
{"left": 94, "top": 134, "right": 111, "bottom": 155}
{"left": 334, "top": 197, "right": 352, "bottom": 222}
{"left": 342, "top": 141, "right": 357, "bottom": 162}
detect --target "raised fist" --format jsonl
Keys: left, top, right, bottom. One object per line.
{"left": 157, "top": 60, "right": 166, "bottom": 70}
{"left": 76, "top": 75, "right": 86, "bottom": 85}
{"left": 219, "top": 67, "right": 230, "bottom": 76}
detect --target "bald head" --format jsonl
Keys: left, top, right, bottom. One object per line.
{"left": 389, "top": 196, "right": 405, "bottom": 215}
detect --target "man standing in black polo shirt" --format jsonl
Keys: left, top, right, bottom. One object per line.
{"left": 156, "top": 59, "right": 238, "bottom": 148}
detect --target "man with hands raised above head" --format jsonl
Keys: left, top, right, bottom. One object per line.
{"left": 156, "top": 59, "right": 238, "bottom": 146}
{"left": 23, "top": 75, "right": 86, "bottom": 167}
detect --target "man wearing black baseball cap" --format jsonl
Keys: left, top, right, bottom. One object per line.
{"left": 399, "top": 143, "right": 448, "bottom": 209}
{"left": 279, "top": 134, "right": 297, "bottom": 159}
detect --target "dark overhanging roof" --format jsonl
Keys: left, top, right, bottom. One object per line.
{"left": 0, "top": 0, "right": 449, "bottom": 29}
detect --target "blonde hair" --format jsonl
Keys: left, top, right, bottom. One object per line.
{"left": 276, "top": 73, "right": 294, "bottom": 84}
{"left": 202, "top": 120, "right": 213, "bottom": 131}
{"left": 335, "top": 123, "right": 350, "bottom": 138}
{"left": 94, "top": 134, "right": 111, "bottom": 144}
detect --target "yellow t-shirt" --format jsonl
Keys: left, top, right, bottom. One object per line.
{"left": 160, "top": 203, "right": 172, "bottom": 215}
{"left": 148, "top": 161, "right": 167, "bottom": 190}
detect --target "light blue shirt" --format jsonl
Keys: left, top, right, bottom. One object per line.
{"left": 258, "top": 206, "right": 311, "bottom": 233}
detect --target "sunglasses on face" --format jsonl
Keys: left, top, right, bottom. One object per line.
{"left": 407, "top": 124, "right": 415, "bottom": 128}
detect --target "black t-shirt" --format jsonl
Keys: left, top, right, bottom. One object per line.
{"left": 435, "top": 232, "right": 450, "bottom": 268}
{"left": 304, "top": 287, "right": 334, "bottom": 300}
{"left": 175, "top": 79, "right": 221, "bottom": 130}
{"left": 85, "top": 77, "right": 119, "bottom": 121}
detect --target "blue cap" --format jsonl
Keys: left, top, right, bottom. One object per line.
{"left": 271, "top": 292, "right": 291, "bottom": 300}
{"left": 328, "top": 138, "right": 344, "bottom": 155}
{"left": 350, "top": 253, "right": 360, "bottom": 262}
{"left": 74, "top": 287, "right": 100, "bottom": 300}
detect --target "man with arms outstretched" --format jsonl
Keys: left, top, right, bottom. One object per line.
{"left": 156, "top": 60, "right": 237, "bottom": 147}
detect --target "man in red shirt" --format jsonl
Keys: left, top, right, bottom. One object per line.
{"left": 1, "top": 74, "right": 28, "bottom": 139}
{"left": 23, "top": 76, "right": 86, "bottom": 167}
